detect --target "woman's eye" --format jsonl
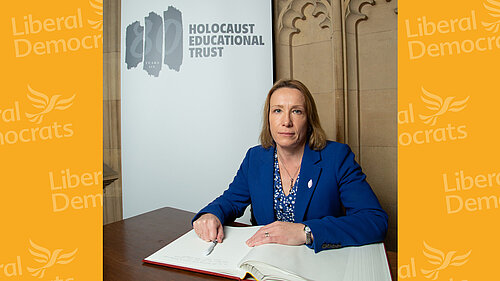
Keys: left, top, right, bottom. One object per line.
{"left": 273, "top": 109, "right": 282, "bottom": 113}
{"left": 293, "top": 109, "right": 302, "bottom": 114}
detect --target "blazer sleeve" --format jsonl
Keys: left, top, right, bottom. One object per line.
{"left": 192, "top": 149, "right": 252, "bottom": 225}
{"left": 304, "top": 144, "right": 388, "bottom": 253}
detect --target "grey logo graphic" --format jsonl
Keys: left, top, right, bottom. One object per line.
{"left": 125, "top": 21, "right": 144, "bottom": 69}
{"left": 143, "top": 12, "right": 163, "bottom": 77}
{"left": 164, "top": 7, "right": 183, "bottom": 70}
{"left": 125, "top": 6, "right": 183, "bottom": 77}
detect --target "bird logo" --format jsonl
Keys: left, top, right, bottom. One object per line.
{"left": 482, "top": 0, "right": 500, "bottom": 33}
{"left": 88, "top": 0, "right": 103, "bottom": 31}
{"left": 25, "top": 85, "right": 76, "bottom": 124}
{"left": 418, "top": 86, "right": 469, "bottom": 126}
{"left": 27, "top": 240, "right": 78, "bottom": 278}
{"left": 420, "top": 241, "right": 471, "bottom": 280}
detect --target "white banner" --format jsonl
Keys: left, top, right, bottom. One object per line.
{"left": 121, "top": 0, "right": 273, "bottom": 221}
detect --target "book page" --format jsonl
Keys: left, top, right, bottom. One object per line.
{"left": 239, "top": 243, "right": 350, "bottom": 281}
{"left": 331, "top": 244, "right": 391, "bottom": 281}
{"left": 240, "top": 260, "right": 309, "bottom": 281}
{"left": 240, "top": 243, "right": 390, "bottom": 281}
{"left": 144, "top": 226, "right": 260, "bottom": 278}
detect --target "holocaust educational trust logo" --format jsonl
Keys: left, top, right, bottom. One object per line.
{"left": 123, "top": 5, "right": 267, "bottom": 77}
{"left": 125, "top": 6, "right": 183, "bottom": 77}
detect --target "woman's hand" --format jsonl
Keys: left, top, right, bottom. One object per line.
{"left": 193, "top": 213, "right": 224, "bottom": 243}
{"left": 246, "top": 221, "right": 306, "bottom": 247}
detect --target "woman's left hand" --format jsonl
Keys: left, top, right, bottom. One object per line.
{"left": 246, "top": 221, "right": 306, "bottom": 247}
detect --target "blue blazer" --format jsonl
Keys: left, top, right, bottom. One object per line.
{"left": 194, "top": 141, "right": 388, "bottom": 253}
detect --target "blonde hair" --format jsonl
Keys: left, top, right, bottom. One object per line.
{"left": 259, "top": 79, "right": 327, "bottom": 150}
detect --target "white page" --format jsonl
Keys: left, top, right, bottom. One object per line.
{"left": 240, "top": 243, "right": 391, "bottom": 281}
{"left": 241, "top": 261, "right": 309, "bottom": 281}
{"left": 376, "top": 244, "right": 392, "bottom": 280}
{"left": 239, "top": 243, "right": 350, "bottom": 281}
{"left": 144, "top": 226, "right": 260, "bottom": 278}
{"left": 343, "top": 247, "right": 353, "bottom": 281}
{"left": 344, "top": 244, "right": 391, "bottom": 281}
{"left": 145, "top": 227, "right": 391, "bottom": 281}
{"left": 343, "top": 247, "right": 356, "bottom": 281}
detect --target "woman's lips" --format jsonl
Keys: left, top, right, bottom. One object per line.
{"left": 278, "top": 132, "right": 294, "bottom": 136}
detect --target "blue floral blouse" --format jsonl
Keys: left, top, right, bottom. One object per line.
{"left": 273, "top": 149, "right": 300, "bottom": 222}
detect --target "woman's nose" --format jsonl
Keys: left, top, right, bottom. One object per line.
{"left": 282, "top": 114, "right": 292, "bottom": 127}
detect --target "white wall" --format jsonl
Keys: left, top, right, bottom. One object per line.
{"left": 121, "top": 0, "right": 273, "bottom": 223}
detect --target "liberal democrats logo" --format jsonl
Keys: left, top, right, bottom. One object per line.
{"left": 124, "top": 6, "right": 183, "bottom": 77}
{"left": 482, "top": 0, "right": 500, "bottom": 32}
{"left": 27, "top": 240, "right": 78, "bottom": 278}
{"left": 421, "top": 241, "right": 471, "bottom": 280}
{"left": 25, "top": 85, "right": 76, "bottom": 124}
{"left": 418, "top": 87, "right": 469, "bottom": 126}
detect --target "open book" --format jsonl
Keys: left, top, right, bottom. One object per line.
{"left": 143, "top": 226, "right": 391, "bottom": 281}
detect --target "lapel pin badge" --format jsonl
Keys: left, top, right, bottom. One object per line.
{"left": 307, "top": 179, "right": 313, "bottom": 188}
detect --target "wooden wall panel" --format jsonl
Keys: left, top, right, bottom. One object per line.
{"left": 103, "top": 0, "right": 122, "bottom": 224}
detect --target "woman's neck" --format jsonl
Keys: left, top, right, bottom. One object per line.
{"left": 276, "top": 142, "right": 306, "bottom": 163}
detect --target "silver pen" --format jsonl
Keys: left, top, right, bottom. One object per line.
{"left": 205, "top": 240, "right": 218, "bottom": 256}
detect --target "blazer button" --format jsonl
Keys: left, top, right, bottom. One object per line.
{"left": 322, "top": 244, "right": 327, "bottom": 249}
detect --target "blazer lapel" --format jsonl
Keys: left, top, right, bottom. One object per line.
{"left": 294, "top": 145, "right": 322, "bottom": 222}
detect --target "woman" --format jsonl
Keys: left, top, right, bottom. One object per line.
{"left": 192, "top": 79, "right": 387, "bottom": 253}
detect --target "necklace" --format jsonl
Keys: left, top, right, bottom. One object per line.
{"left": 277, "top": 150, "right": 301, "bottom": 191}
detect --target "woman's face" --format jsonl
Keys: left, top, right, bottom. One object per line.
{"left": 269, "top": 87, "right": 308, "bottom": 151}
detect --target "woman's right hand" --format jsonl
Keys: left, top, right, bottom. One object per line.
{"left": 193, "top": 213, "right": 224, "bottom": 243}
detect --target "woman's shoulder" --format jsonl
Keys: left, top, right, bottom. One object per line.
{"left": 319, "top": 141, "right": 359, "bottom": 169}
{"left": 321, "top": 140, "right": 351, "bottom": 154}
{"left": 239, "top": 144, "right": 273, "bottom": 161}
{"left": 247, "top": 144, "right": 273, "bottom": 155}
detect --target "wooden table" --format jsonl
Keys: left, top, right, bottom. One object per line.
{"left": 104, "top": 207, "right": 398, "bottom": 280}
